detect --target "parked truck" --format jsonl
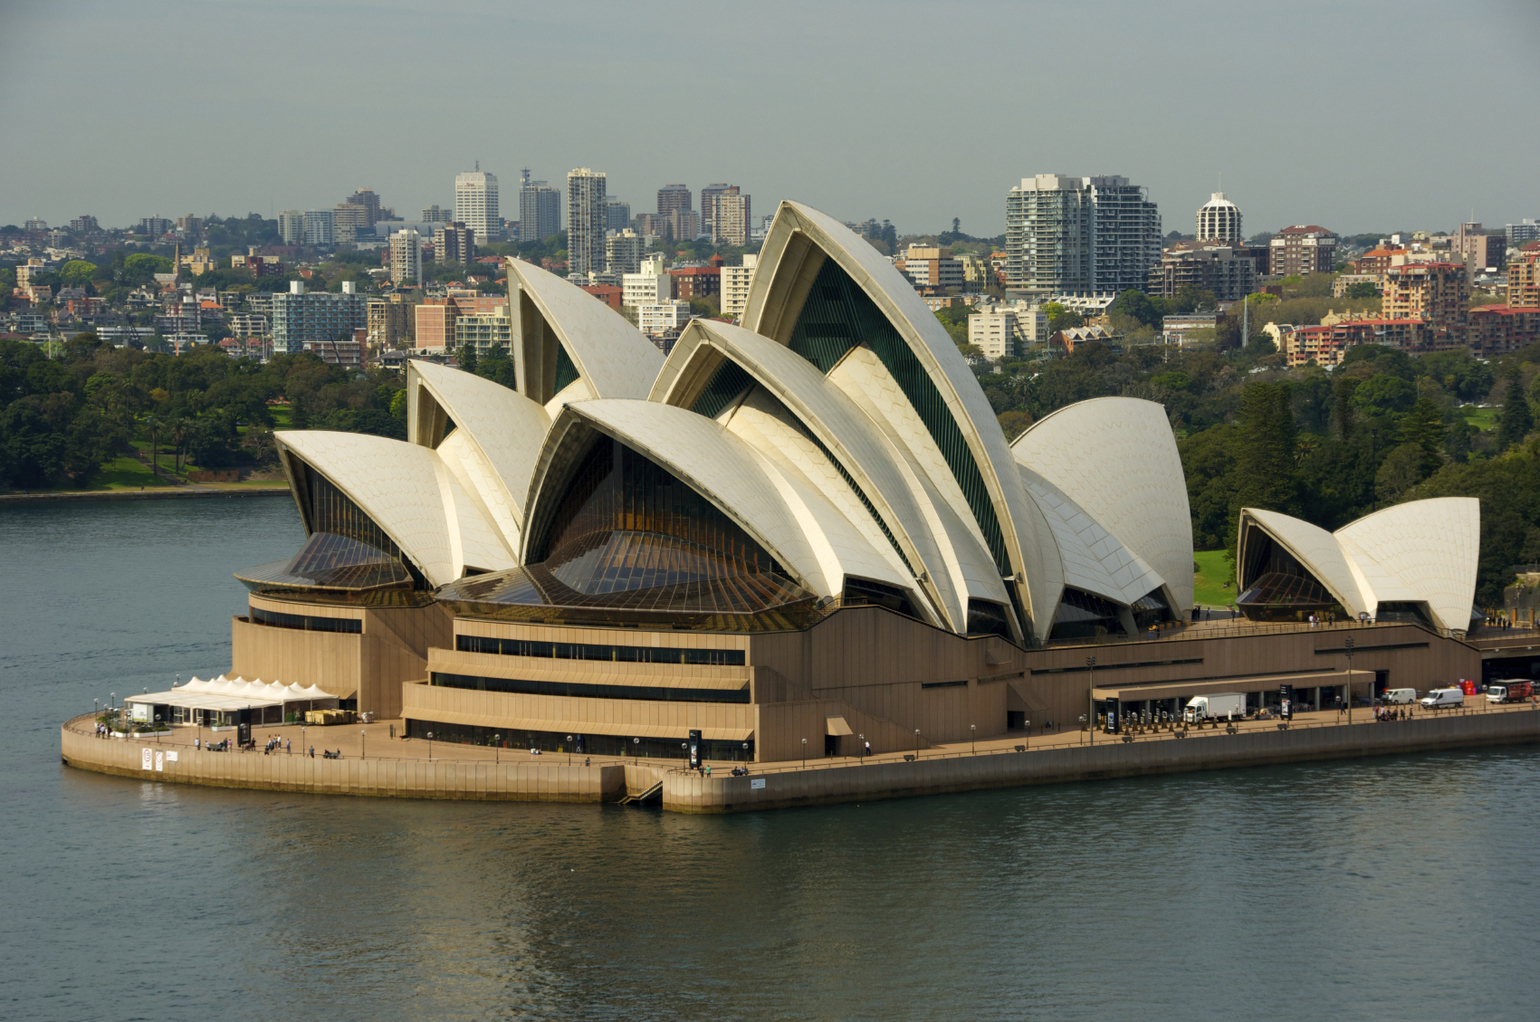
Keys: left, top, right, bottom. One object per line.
{"left": 1487, "top": 680, "right": 1534, "bottom": 704}
{"left": 1184, "top": 692, "right": 1246, "bottom": 724}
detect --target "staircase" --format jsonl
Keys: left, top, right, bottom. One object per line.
{"left": 617, "top": 780, "right": 662, "bottom": 806}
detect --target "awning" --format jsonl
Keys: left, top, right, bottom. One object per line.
{"left": 125, "top": 675, "right": 341, "bottom": 713}
{"left": 824, "top": 716, "right": 853, "bottom": 736}
{"left": 1093, "top": 669, "right": 1374, "bottom": 703}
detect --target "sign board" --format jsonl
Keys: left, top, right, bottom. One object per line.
{"left": 130, "top": 704, "right": 149, "bottom": 722}
{"left": 750, "top": 778, "right": 766, "bottom": 790}
{"left": 1104, "top": 700, "right": 1119, "bottom": 734}
{"left": 166, "top": 751, "right": 178, "bottom": 762}
{"left": 141, "top": 748, "right": 152, "bottom": 770}
{"left": 155, "top": 751, "right": 164, "bottom": 772}
{"left": 688, "top": 729, "right": 702, "bottom": 769}
{"left": 1279, "top": 683, "right": 1294, "bottom": 720}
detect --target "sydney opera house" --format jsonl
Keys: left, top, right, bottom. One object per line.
{"left": 228, "top": 202, "right": 1487, "bottom": 763}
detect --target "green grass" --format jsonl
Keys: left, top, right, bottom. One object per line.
{"left": 1193, "top": 549, "right": 1236, "bottom": 608}
{"left": 267, "top": 405, "right": 293, "bottom": 429}
{"left": 89, "top": 455, "right": 175, "bottom": 489}
{"left": 1462, "top": 405, "right": 1497, "bottom": 432}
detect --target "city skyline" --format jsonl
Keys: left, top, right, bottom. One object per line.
{"left": 3, "top": 1, "right": 1537, "bottom": 235}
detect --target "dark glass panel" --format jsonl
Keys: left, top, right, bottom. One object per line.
{"left": 1132, "top": 588, "right": 1173, "bottom": 631}
{"left": 842, "top": 577, "right": 918, "bottom": 619}
{"left": 404, "top": 717, "right": 754, "bottom": 762}
{"left": 455, "top": 634, "right": 746, "bottom": 666}
{"left": 429, "top": 672, "right": 750, "bottom": 704}
{"left": 249, "top": 606, "right": 363, "bottom": 633}
{"left": 553, "top": 342, "right": 580, "bottom": 393}
{"left": 1049, "top": 587, "right": 1127, "bottom": 641}
{"left": 966, "top": 599, "right": 1012, "bottom": 638}
{"left": 1236, "top": 531, "right": 1344, "bottom": 622}
{"left": 691, "top": 359, "right": 754, "bottom": 419}
{"left": 1375, "top": 601, "right": 1433, "bottom": 629}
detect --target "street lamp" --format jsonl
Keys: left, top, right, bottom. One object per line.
{"left": 1086, "top": 656, "right": 1097, "bottom": 746}
{"left": 1344, "top": 636, "right": 1355, "bottom": 725}
{"left": 427, "top": 731, "right": 433, "bottom": 760}
{"left": 567, "top": 734, "right": 574, "bottom": 767}
{"left": 1025, "top": 720, "right": 1031, "bottom": 750}
{"left": 914, "top": 728, "right": 921, "bottom": 760}
{"left": 154, "top": 714, "right": 162, "bottom": 743}
{"left": 634, "top": 736, "right": 641, "bottom": 760}
{"left": 494, "top": 734, "right": 501, "bottom": 765}
{"left": 360, "top": 729, "right": 367, "bottom": 760}
{"left": 858, "top": 733, "right": 865, "bottom": 763}
{"left": 971, "top": 724, "right": 976, "bottom": 755}
{"left": 801, "top": 737, "right": 807, "bottom": 768}
{"left": 301, "top": 724, "right": 306, "bottom": 757}
{"left": 742, "top": 741, "right": 748, "bottom": 763}
{"left": 1079, "top": 715, "right": 1087, "bottom": 744}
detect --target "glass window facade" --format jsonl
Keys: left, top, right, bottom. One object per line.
{"left": 1237, "top": 531, "right": 1345, "bottom": 622}
{"left": 236, "top": 532, "right": 413, "bottom": 593}
{"left": 553, "top": 342, "right": 580, "bottom": 393}
{"left": 250, "top": 606, "right": 363, "bottom": 633}
{"left": 403, "top": 717, "right": 754, "bottom": 762}
{"left": 842, "top": 577, "right": 918, "bottom": 619}
{"left": 691, "top": 359, "right": 754, "bottom": 420}
{"left": 289, "top": 459, "right": 428, "bottom": 589}
{"left": 430, "top": 672, "right": 750, "bottom": 704}
{"left": 1050, "top": 587, "right": 1126, "bottom": 641}
{"left": 456, "top": 634, "right": 745, "bottom": 666}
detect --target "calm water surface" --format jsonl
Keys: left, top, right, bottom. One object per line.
{"left": 2, "top": 497, "right": 1537, "bottom": 1021}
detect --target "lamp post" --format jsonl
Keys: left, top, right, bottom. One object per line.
{"left": 110, "top": 691, "right": 115, "bottom": 711}
{"left": 858, "top": 734, "right": 864, "bottom": 763}
{"left": 301, "top": 724, "right": 306, "bottom": 757}
{"left": 494, "top": 734, "right": 501, "bottom": 765}
{"left": 1025, "top": 720, "right": 1031, "bottom": 750}
{"left": 1087, "top": 656, "right": 1096, "bottom": 746}
{"left": 567, "top": 735, "right": 574, "bottom": 767}
{"left": 970, "top": 724, "right": 976, "bottom": 755}
{"left": 1079, "top": 715, "right": 1086, "bottom": 744}
{"left": 742, "top": 741, "right": 748, "bottom": 764}
{"left": 360, "top": 729, "right": 367, "bottom": 760}
{"left": 1344, "top": 636, "right": 1355, "bottom": 725}
{"left": 914, "top": 728, "right": 921, "bottom": 760}
{"left": 154, "top": 714, "right": 162, "bottom": 743}
{"left": 427, "top": 731, "right": 433, "bottom": 760}
{"left": 801, "top": 737, "right": 807, "bottom": 768}
{"left": 633, "top": 736, "right": 641, "bottom": 760}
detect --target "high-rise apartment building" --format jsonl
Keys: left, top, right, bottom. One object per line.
{"left": 69, "top": 215, "right": 99, "bottom": 234}
{"left": 302, "top": 210, "right": 335, "bottom": 247}
{"left": 1268, "top": 225, "right": 1338, "bottom": 276}
{"left": 1454, "top": 222, "right": 1506, "bottom": 272}
{"left": 1004, "top": 174, "right": 1162, "bottom": 295}
{"left": 567, "top": 168, "right": 608, "bottom": 278}
{"left": 367, "top": 293, "right": 419, "bottom": 351}
{"left": 434, "top": 222, "right": 476, "bottom": 266}
{"left": 1509, "top": 251, "right": 1540, "bottom": 308}
{"left": 711, "top": 190, "right": 751, "bottom": 246}
{"left": 700, "top": 183, "right": 734, "bottom": 237}
{"left": 1383, "top": 261, "right": 1469, "bottom": 340}
{"left": 623, "top": 254, "right": 675, "bottom": 308}
{"left": 1147, "top": 243, "right": 1256, "bottom": 302}
{"left": 605, "top": 229, "right": 646, "bottom": 278}
{"left": 389, "top": 229, "right": 422, "bottom": 285}
{"left": 605, "top": 200, "right": 632, "bottom": 232}
{"left": 455, "top": 168, "right": 501, "bottom": 243}
{"left": 658, "top": 184, "right": 692, "bottom": 218}
{"left": 1505, "top": 220, "right": 1540, "bottom": 248}
{"left": 519, "top": 180, "right": 562, "bottom": 242}
{"left": 421, "top": 204, "right": 453, "bottom": 223}
{"left": 278, "top": 210, "right": 304, "bottom": 245}
{"left": 270, "top": 280, "right": 366, "bottom": 355}
{"left": 1195, "top": 192, "right": 1242, "bottom": 244}
{"left": 719, "top": 254, "right": 757, "bottom": 318}
{"left": 139, "top": 216, "right": 172, "bottom": 237}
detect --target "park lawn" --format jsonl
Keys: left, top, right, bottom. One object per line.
{"left": 1462, "top": 405, "right": 1497, "bottom": 431}
{"left": 88, "top": 455, "right": 174, "bottom": 489}
{"left": 1193, "top": 549, "right": 1236, "bottom": 608}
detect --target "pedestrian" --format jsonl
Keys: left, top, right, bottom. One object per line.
{"left": 864, "top": 740, "right": 872, "bottom": 758}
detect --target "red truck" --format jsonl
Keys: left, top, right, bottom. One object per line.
{"left": 1486, "top": 680, "right": 1534, "bottom": 703}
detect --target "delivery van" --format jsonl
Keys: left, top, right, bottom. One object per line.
{"left": 1382, "top": 688, "right": 1417, "bottom": 705}
{"left": 1487, "top": 680, "right": 1533, "bottom": 704}
{"left": 1184, "top": 692, "right": 1246, "bottom": 724}
{"left": 1419, "top": 688, "right": 1464, "bottom": 710}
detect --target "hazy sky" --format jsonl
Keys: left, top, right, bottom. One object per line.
{"left": 4, "top": 0, "right": 1537, "bottom": 238}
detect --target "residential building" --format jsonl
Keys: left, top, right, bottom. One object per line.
{"left": 670, "top": 259, "right": 722, "bottom": 301}
{"left": 334, "top": 189, "right": 386, "bottom": 244}
{"left": 389, "top": 230, "right": 422, "bottom": 285}
{"left": 367, "top": 293, "right": 419, "bottom": 351}
{"left": 605, "top": 229, "right": 647, "bottom": 278}
{"left": 1147, "top": 243, "right": 1257, "bottom": 302}
{"left": 139, "top": 216, "right": 172, "bottom": 237}
{"left": 413, "top": 300, "right": 457, "bottom": 354}
{"left": 668, "top": 208, "right": 701, "bottom": 241}
{"left": 228, "top": 313, "right": 269, "bottom": 337}
{"left": 700, "top": 183, "right": 733, "bottom": 236}
{"left": 605, "top": 200, "right": 632, "bottom": 233}
{"left": 302, "top": 210, "right": 335, "bottom": 247}
{"left": 968, "top": 309, "right": 1021, "bottom": 359}
{"left": 624, "top": 255, "right": 675, "bottom": 308}
{"left": 1161, "top": 312, "right": 1225, "bottom": 344}
{"left": 1453, "top": 222, "right": 1506, "bottom": 272}
{"left": 455, "top": 168, "right": 501, "bottom": 243}
{"left": 1005, "top": 174, "right": 1162, "bottom": 295}
{"left": 519, "top": 180, "right": 562, "bottom": 242}
{"left": 69, "top": 215, "right": 99, "bottom": 234}
{"left": 567, "top": 168, "right": 607, "bottom": 277}
{"left": 434, "top": 223, "right": 476, "bottom": 266}
{"left": 1333, "top": 273, "right": 1381, "bottom": 297}
{"left": 421, "top": 204, "right": 453, "bottom": 224}
{"left": 278, "top": 210, "right": 304, "bottom": 245}
{"left": 636, "top": 299, "right": 692, "bottom": 337}
{"left": 1268, "top": 225, "right": 1338, "bottom": 276}
{"left": 453, "top": 305, "right": 513, "bottom": 355}
{"left": 957, "top": 252, "right": 990, "bottom": 291}
{"left": 719, "top": 254, "right": 757, "bottom": 318}
{"left": 1509, "top": 250, "right": 1540, "bottom": 308}
{"left": 896, "top": 244, "right": 963, "bottom": 290}
{"left": 1195, "top": 192, "right": 1242, "bottom": 244}
{"left": 1505, "top": 220, "right": 1540, "bottom": 248}
{"left": 712, "top": 190, "right": 751, "bottom": 246}
{"left": 270, "top": 280, "right": 366, "bottom": 356}
{"left": 579, "top": 284, "right": 624, "bottom": 311}
{"left": 1469, "top": 306, "right": 1540, "bottom": 356}
{"left": 1382, "top": 261, "right": 1469, "bottom": 342}
{"left": 657, "top": 184, "right": 692, "bottom": 218}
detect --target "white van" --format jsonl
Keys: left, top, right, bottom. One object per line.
{"left": 1419, "top": 688, "right": 1464, "bottom": 710}
{"left": 1382, "top": 688, "right": 1417, "bottom": 705}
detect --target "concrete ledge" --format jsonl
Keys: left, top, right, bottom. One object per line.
{"left": 663, "top": 710, "right": 1540, "bottom": 813}
{"left": 60, "top": 719, "right": 629, "bottom": 803}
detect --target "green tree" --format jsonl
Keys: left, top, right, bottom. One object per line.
{"left": 1399, "top": 396, "right": 1445, "bottom": 474}
{"left": 1227, "top": 382, "right": 1300, "bottom": 559}
{"left": 1499, "top": 365, "right": 1533, "bottom": 450}
{"left": 59, "top": 260, "right": 98, "bottom": 288}
{"left": 456, "top": 343, "right": 478, "bottom": 376}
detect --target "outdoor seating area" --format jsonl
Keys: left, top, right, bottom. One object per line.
{"left": 124, "top": 675, "right": 339, "bottom": 727}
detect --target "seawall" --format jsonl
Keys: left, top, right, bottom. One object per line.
{"left": 664, "top": 709, "right": 1540, "bottom": 812}
{"left": 2, "top": 487, "right": 290, "bottom": 504}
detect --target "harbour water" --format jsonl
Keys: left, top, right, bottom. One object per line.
{"left": 3, "top": 497, "right": 1538, "bottom": 1021}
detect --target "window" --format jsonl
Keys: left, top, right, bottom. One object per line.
{"left": 456, "top": 634, "right": 745, "bottom": 666}
{"left": 250, "top": 606, "right": 362, "bottom": 633}
{"left": 430, "top": 672, "right": 749, "bottom": 704}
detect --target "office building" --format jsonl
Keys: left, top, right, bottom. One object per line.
{"left": 435, "top": 222, "right": 476, "bottom": 266}
{"left": 390, "top": 229, "right": 422, "bottom": 285}
{"left": 657, "top": 184, "right": 692, "bottom": 217}
{"left": 1268, "top": 225, "right": 1338, "bottom": 276}
{"left": 567, "top": 168, "right": 608, "bottom": 278}
{"left": 302, "top": 210, "right": 335, "bottom": 247}
{"left": 896, "top": 245, "right": 963, "bottom": 290}
{"left": 1005, "top": 175, "right": 1162, "bottom": 295}
{"left": 719, "top": 254, "right": 757, "bottom": 318}
{"left": 269, "top": 280, "right": 366, "bottom": 356}
{"left": 278, "top": 210, "right": 304, "bottom": 245}
{"left": 1195, "top": 192, "right": 1242, "bottom": 244}
{"left": 605, "top": 229, "right": 647, "bottom": 279}
{"left": 421, "top": 204, "right": 453, "bottom": 224}
{"left": 606, "top": 200, "right": 632, "bottom": 233}
{"left": 712, "top": 190, "right": 752, "bottom": 246}
{"left": 519, "top": 180, "right": 562, "bottom": 242}
{"left": 413, "top": 300, "right": 457, "bottom": 354}
{"left": 455, "top": 168, "right": 501, "bottom": 243}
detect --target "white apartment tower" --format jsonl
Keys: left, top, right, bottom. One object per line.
{"left": 720, "top": 254, "right": 757, "bottom": 318}
{"left": 389, "top": 229, "right": 422, "bottom": 285}
{"left": 519, "top": 180, "right": 562, "bottom": 242}
{"left": 1005, "top": 174, "right": 1162, "bottom": 295}
{"left": 455, "top": 167, "right": 500, "bottom": 243}
{"left": 712, "top": 190, "right": 751, "bottom": 246}
{"left": 278, "top": 210, "right": 303, "bottom": 245}
{"left": 567, "top": 168, "right": 608, "bottom": 278}
{"left": 1196, "top": 192, "right": 1243, "bottom": 245}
